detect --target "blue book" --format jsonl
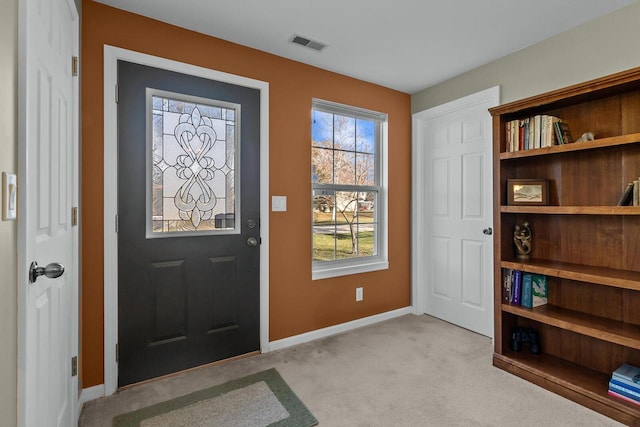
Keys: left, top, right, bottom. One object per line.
{"left": 609, "top": 380, "right": 640, "bottom": 402}
{"left": 512, "top": 270, "right": 522, "bottom": 305}
{"left": 521, "top": 273, "right": 533, "bottom": 308}
{"left": 610, "top": 378, "right": 640, "bottom": 395}
{"left": 613, "top": 363, "right": 640, "bottom": 388}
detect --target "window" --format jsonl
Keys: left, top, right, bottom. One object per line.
{"left": 147, "top": 89, "right": 240, "bottom": 238}
{"left": 311, "top": 99, "right": 388, "bottom": 280}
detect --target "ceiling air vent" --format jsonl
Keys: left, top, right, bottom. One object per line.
{"left": 290, "top": 34, "right": 327, "bottom": 52}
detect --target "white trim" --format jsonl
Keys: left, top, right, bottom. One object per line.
{"left": 78, "top": 384, "right": 105, "bottom": 410}
{"left": 103, "top": 46, "right": 270, "bottom": 396}
{"left": 411, "top": 86, "right": 499, "bottom": 316}
{"left": 17, "top": 1, "right": 28, "bottom": 425}
{"left": 268, "top": 307, "right": 413, "bottom": 351}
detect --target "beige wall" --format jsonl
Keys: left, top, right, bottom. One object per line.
{"left": 412, "top": 1, "right": 640, "bottom": 112}
{"left": 0, "top": 0, "right": 18, "bottom": 426}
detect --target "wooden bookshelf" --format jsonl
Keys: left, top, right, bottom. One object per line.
{"left": 502, "top": 304, "right": 640, "bottom": 350}
{"left": 501, "top": 206, "right": 640, "bottom": 215}
{"left": 493, "top": 352, "right": 640, "bottom": 425}
{"left": 490, "top": 66, "right": 640, "bottom": 425}
{"left": 499, "top": 132, "right": 640, "bottom": 160}
{"left": 500, "top": 259, "right": 640, "bottom": 291}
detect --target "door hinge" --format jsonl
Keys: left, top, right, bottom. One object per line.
{"left": 71, "top": 356, "right": 78, "bottom": 377}
{"left": 72, "top": 56, "right": 78, "bottom": 77}
{"left": 116, "top": 343, "right": 119, "bottom": 363}
{"left": 71, "top": 207, "right": 78, "bottom": 226}
{"left": 115, "top": 214, "right": 118, "bottom": 233}
{"left": 115, "top": 84, "right": 119, "bottom": 103}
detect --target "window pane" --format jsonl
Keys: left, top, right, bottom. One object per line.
{"left": 312, "top": 110, "right": 334, "bottom": 148}
{"left": 336, "top": 232, "right": 357, "bottom": 260}
{"left": 313, "top": 226, "right": 336, "bottom": 261}
{"left": 356, "top": 119, "right": 375, "bottom": 154}
{"left": 311, "top": 147, "right": 334, "bottom": 184}
{"left": 313, "top": 192, "right": 335, "bottom": 226}
{"left": 356, "top": 153, "right": 375, "bottom": 186}
{"left": 334, "top": 151, "right": 356, "bottom": 185}
{"left": 355, "top": 225, "right": 377, "bottom": 257}
{"left": 333, "top": 115, "right": 356, "bottom": 151}
{"left": 150, "top": 93, "right": 238, "bottom": 235}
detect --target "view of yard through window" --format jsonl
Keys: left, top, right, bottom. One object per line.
{"left": 311, "top": 104, "right": 379, "bottom": 262}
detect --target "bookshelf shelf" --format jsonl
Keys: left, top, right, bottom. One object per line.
{"left": 500, "top": 259, "right": 640, "bottom": 291}
{"left": 499, "top": 132, "right": 640, "bottom": 160}
{"left": 491, "top": 66, "right": 640, "bottom": 424}
{"left": 493, "top": 352, "right": 640, "bottom": 424}
{"left": 502, "top": 304, "right": 640, "bottom": 350}
{"left": 501, "top": 205, "right": 640, "bottom": 215}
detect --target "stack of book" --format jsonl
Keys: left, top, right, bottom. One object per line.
{"left": 505, "top": 115, "right": 573, "bottom": 152}
{"left": 609, "top": 363, "right": 640, "bottom": 406}
{"left": 501, "top": 269, "right": 548, "bottom": 308}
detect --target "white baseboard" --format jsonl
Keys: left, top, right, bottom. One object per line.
{"left": 79, "top": 384, "right": 105, "bottom": 408}
{"left": 267, "top": 306, "right": 413, "bottom": 352}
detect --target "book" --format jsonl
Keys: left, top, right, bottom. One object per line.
{"left": 611, "top": 377, "right": 640, "bottom": 394}
{"left": 608, "top": 389, "right": 640, "bottom": 407}
{"left": 554, "top": 121, "right": 573, "bottom": 145}
{"left": 617, "top": 182, "right": 634, "bottom": 206}
{"left": 512, "top": 270, "right": 522, "bottom": 305}
{"left": 520, "top": 273, "right": 533, "bottom": 308}
{"left": 546, "top": 116, "right": 560, "bottom": 147}
{"left": 634, "top": 180, "right": 639, "bottom": 206}
{"left": 531, "top": 274, "right": 548, "bottom": 307}
{"left": 609, "top": 380, "right": 640, "bottom": 401}
{"left": 502, "top": 269, "right": 512, "bottom": 303}
{"left": 533, "top": 115, "right": 542, "bottom": 149}
{"left": 613, "top": 363, "right": 640, "bottom": 384}
{"left": 522, "top": 118, "right": 530, "bottom": 150}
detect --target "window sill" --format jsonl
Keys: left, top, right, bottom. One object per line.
{"left": 312, "top": 259, "right": 389, "bottom": 281}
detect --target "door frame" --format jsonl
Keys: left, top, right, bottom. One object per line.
{"left": 103, "top": 46, "right": 270, "bottom": 396}
{"left": 411, "top": 86, "right": 499, "bottom": 317}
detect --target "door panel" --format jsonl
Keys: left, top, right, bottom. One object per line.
{"left": 117, "top": 61, "right": 260, "bottom": 386}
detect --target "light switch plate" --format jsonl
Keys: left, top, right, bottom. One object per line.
{"left": 272, "top": 196, "right": 287, "bottom": 212}
{"left": 2, "top": 172, "right": 17, "bottom": 221}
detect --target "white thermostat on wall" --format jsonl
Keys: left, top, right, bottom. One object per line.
{"left": 2, "top": 172, "right": 17, "bottom": 221}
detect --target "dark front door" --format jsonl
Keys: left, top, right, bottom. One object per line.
{"left": 117, "top": 61, "right": 260, "bottom": 387}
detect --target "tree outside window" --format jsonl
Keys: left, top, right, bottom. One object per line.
{"left": 311, "top": 100, "right": 384, "bottom": 268}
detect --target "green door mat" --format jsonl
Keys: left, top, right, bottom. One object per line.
{"left": 113, "top": 368, "right": 318, "bottom": 427}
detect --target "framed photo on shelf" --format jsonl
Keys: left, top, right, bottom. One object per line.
{"left": 507, "top": 179, "right": 549, "bottom": 206}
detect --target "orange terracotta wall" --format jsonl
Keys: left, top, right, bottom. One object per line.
{"left": 81, "top": 0, "right": 411, "bottom": 387}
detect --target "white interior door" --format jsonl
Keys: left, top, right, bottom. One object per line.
{"left": 18, "top": 0, "right": 79, "bottom": 426}
{"left": 413, "top": 87, "right": 498, "bottom": 338}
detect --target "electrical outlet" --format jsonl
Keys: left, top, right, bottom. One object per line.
{"left": 356, "top": 287, "right": 363, "bottom": 302}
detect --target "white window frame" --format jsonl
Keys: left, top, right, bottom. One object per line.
{"left": 311, "top": 98, "right": 389, "bottom": 280}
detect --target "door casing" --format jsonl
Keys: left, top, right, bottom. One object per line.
{"left": 103, "top": 46, "right": 270, "bottom": 396}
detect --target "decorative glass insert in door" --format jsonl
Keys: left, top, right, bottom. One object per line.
{"left": 146, "top": 89, "right": 240, "bottom": 237}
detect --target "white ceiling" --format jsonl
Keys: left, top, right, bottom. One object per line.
{"left": 95, "top": 0, "right": 637, "bottom": 94}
